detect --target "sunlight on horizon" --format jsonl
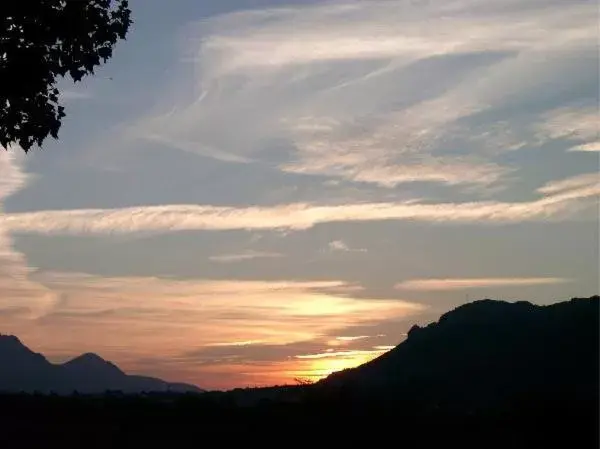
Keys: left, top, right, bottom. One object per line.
{"left": 0, "top": 273, "right": 424, "bottom": 389}
{"left": 291, "top": 349, "right": 389, "bottom": 383}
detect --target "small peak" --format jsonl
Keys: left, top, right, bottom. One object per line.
{"left": 0, "top": 334, "right": 21, "bottom": 342}
{"left": 407, "top": 324, "right": 422, "bottom": 338}
{"left": 64, "top": 352, "right": 123, "bottom": 374}
{"left": 79, "top": 352, "right": 105, "bottom": 362}
{"left": 66, "top": 352, "right": 110, "bottom": 366}
{"left": 0, "top": 334, "right": 27, "bottom": 349}
{"left": 0, "top": 334, "right": 47, "bottom": 363}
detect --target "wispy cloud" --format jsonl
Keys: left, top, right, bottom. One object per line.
{"left": 164, "top": 333, "right": 405, "bottom": 386}
{"left": 335, "top": 335, "right": 371, "bottom": 342}
{"left": 0, "top": 151, "right": 56, "bottom": 317}
{"left": 280, "top": 142, "right": 510, "bottom": 189}
{"left": 209, "top": 251, "right": 284, "bottom": 263}
{"left": 127, "top": 0, "right": 596, "bottom": 195}
{"left": 537, "top": 172, "right": 599, "bottom": 195}
{"left": 0, "top": 149, "right": 29, "bottom": 201}
{"left": 536, "top": 106, "right": 598, "bottom": 144}
{"left": 568, "top": 142, "right": 600, "bottom": 153}
{"left": 60, "top": 90, "right": 94, "bottom": 102}
{"left": 0, "top": 271, "right": 425, "bottom": 387}
{"left": 197, "top": 1, "right": 593, "bottom": 74}
{"left": 204, "top": 340, "right": 265, "bottom": 347}
{"left": 2, "top": 177, "right": 597, "bottom": 235}
{"left": 373, "top": 345, "right": 395, "bottom": 351}
{"left": 295, "top": 349, "right": 385, "bottom": 360}
{"left": 395, "top": 277, "right": 569, "bottom": 291}
{"left": 328, "top": 240, "right": 366, "bottom": 253}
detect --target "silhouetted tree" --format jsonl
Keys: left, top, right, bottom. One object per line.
{"left": 0, "top": 0, "right": 132, "bottom": 152}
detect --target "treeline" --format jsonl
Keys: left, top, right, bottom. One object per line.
{"left": 0, "top": 390, "right": 597, "bottom": 448}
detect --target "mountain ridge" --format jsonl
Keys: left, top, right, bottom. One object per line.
{"left": 321, "top": 296, "right": 599, "bottom": 408}
{"left": 0, "top": 334, "right": 203, "bottom": 394}
{"left": 2, "top": 296, "right": 598, "bottom": 398}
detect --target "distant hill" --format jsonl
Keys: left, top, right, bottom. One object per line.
{"left": 0, "top": 335, "right": 203, "bottom": 394}
{"left": 322, "top": 296, "right": 599, "bottom": 409}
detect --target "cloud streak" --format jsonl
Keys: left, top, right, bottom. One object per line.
{"left": 2, "top": 176, "right": 597, "bottom": 235}
{"left": 0, "top": 271, "right": 425, "bottom": 388}
{"left": 537, "top": 106, "right": 598, "bottom": 144}
{"left": 127, "top": 0, "right": 597, "bottom": 195}
{"left": 537, "top": 172, "right": 599, "bottom": 195}
{"left": 395, "top": 277, "right": 570, "bottom": 291}
{"left": 198, "top": 0, "right": 594, "bottom": 74}
{"left": 209, "top": 251, "right": 284, "bottom": 263}
{"left": 0, "top": 149, "right": 28, "bottom": 201}
{"left": 0, "top": 151, "right": 56, "bottom": 317}
{"left": 568, "top": 142, "right": 600, "bottom": 152}
{"left": 295, "top": 349, "right": 385, "bottom": 360}
{"left": 328, "top": 240, "right": 366, "bottom": 253}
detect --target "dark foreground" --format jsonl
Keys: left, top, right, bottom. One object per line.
{"left": 1, "top": 297, "right": 597, "bottom": 447}
{"left": 0, "top": 389, "right": 597, "bottom": 448}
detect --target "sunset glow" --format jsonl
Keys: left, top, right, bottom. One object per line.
{"left": 0, "top": 0, "right": 597, "bottom": 391}
{"left": 299, "top": 349, "right": 389, "bottom": 381}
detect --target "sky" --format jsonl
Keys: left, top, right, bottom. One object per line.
{"left": 0, "top": 0, "right": 598, "bottom": 390}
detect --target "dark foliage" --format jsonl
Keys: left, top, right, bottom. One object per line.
{"left": 0, "top": 0, "right": 132, "bottom": 151}
{"left": 0, "top": 390, "right": 597, "bottom": 448}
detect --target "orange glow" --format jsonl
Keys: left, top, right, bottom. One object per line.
{"left": 0, "top": 269, "right": 422, "bottom": 390}
{"left": 295, "top": 349, "right": 386, "bottom": 381}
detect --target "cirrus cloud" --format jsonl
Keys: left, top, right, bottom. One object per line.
{"left": 126, "top": 0, "right": 597, "bottom": 196}
{"left": 1, "top": 173, "right": 597, "bottom": 235}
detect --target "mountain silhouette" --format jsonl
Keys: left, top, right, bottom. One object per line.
{"left": 0, "top": 335, "right": 203, "bottom": 394}
{"left": 322, "top": 296, "right": 599, "bottom": 409}
{"left": 0, "top": 297, "right": 597, "bottom": 448}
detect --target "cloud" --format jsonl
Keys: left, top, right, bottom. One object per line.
{"left": 126, "top": 0, "right": 596, "bottom": 196}
{"left": 204, "top": 340, "right": 265, "bottom": 347}
{"left": 537, "top": 172, "right": 599, "bottom": 195}
{"left": 0, "top": 271, "right": 425, "bottom": 388}
{"left": 373, "top": 345, "right": 395, "bottom": 351}
{"left": 2, "top": 176, "right": 598, "bottom": 235}
{"left": 328, "top": 240, "right": 366, "bottom": 253}
{"left": 26, "top": 274, "right": 424, "bottom": 342}
{"left": 143, "top": 133, "right": 253, "bottom": 164}
{"left": 197, "top": 0, "right": 593, "bottom": 74}
{"left": 395, "top": 277, "right": 569, "bottom": 291}
{"left": 0, "top": 151, "right": 56, "bottom": 317}
{"left": 209, "top": 251, "right": 284, "bottom": 263}
{"left": 295, "top": 349, "right": 385, "bottom": 360}
{"left": 0, "top": 149, "right": 29, "bottom": 201}
{"left": 172, "top": 336, "right": 398, "bottom": 383}
{"left": 60, "top": 90, "right": 94, "bottom": 102}
{"left": 335, "top": 335, "right": 371, "bottom": 342}
{"left": 178, "top": 340, "right": 327, "bottom": 365}
{"left": 536, "top": 106, "right": 598, "bottom": 143}
{"left": 279, "top": 133, "right": 511, "bottom": 188}
{"left": 568, "top": 142, "right": 600, "bottom": 153}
